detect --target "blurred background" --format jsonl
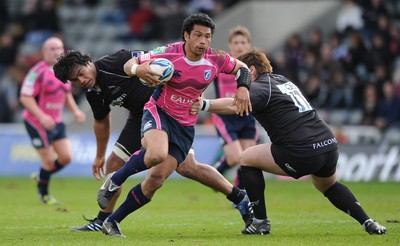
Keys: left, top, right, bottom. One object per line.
{"left": 0, "top": 0, "right": 399, "bottom": 181}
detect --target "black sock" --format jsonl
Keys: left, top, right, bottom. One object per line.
{"left": 216, "top": 158, "right": 230, "bottom": 175}
{"left": 107, "top": 183, "right": 150, "bottom": 223}
{"left": 38, "top": 168, "right": 51, "bottom": 195}
{"left": 226, "top": 186, "right": 245, "bottom": 205}
{"left": 234, "top": 168, "right": 245, "bottom": 189}
{"left": 324, "top": 182, "right": 370, "bottom": 225}
{"left": 50, "top": 159, "right": 65, "bottom": 174}
{"left": 97, "top": 211, "right": 111, "bottom": 221}
{"left": 241, "top": 166, "right": 267, "bottom": 219}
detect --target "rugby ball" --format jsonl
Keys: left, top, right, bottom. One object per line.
{"left": 140, "top": 58, "right": 174, "bottom": 86}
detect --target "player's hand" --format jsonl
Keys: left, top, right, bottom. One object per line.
{"left": 92, "top": 156, "right": 106, "bottom": 179}
{"left": 190, "top": 97, "right": 202, "bottom": 115}
{"left": 136, "top": 59, "right": 162, "bottom": 87}
{"left": 74, "top": 110, "right": 86, "bottom": 124}
{"left": 39, "top": 114, "right": 56, "bottom": 130}
{"left": 233, "top": 87, "right": 252, "bottom": 116}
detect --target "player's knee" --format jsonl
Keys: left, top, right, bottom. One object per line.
{"left": 176, "top": 163, "right": 195, "bottom": 178}
{"left": 144, "top": 151, "right": 168, "bottom": 166}
{"left": 106, "top": 154, "right": 125, "bottom": 173}
{"left": 58, "top": 155, "right": 72, "bottom": 165}
{"left": 239, "top": 154, "right": 250, "bottom": 167}
{"left": 146, "top": 173, "right": 167, "bottom": 191}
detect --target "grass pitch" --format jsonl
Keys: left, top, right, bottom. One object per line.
{"left": 0, "top": 176, "right": 399, "bottom": 246}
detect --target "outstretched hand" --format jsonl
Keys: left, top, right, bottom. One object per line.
{"left": 233, "top": 87, "right": 252, "bottom": 116}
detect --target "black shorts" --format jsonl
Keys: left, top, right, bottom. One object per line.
{"left": 271, "top": 144, "right": 338, "bottom": 179}
{"left": 113, "top": 112, "right": 143, "bottom": 161}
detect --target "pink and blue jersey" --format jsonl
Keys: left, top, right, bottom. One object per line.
{"left": 20, "top": 60, "right": 71, "bottom": 124}
{"left": 214, "top": 73, "right": 238, "bottom": 98}
{"left": 138, "top": 41, "right": 236, "bottom": 126}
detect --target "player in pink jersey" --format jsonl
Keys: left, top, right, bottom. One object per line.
{"left": 19, "top": 37, "right": 86, "bottom": 205}
{"left": 212, "top": 26, "right": 258, "bottom": 191}
{"left": 97, "top": 13, "right": 252, "bottom": 237}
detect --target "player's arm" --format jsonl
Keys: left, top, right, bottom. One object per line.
{"left": 92, "top": 113, "right": 110, "bottom": 179}
{"left": 19, "top": 95, "right": 55, "bottom": 130}
{"left": 198, "top": 97, "right": 237, "bottom": 115}
{"left": 65, "top": 92, "right": 86, "bottom": 123}
{"left": 230, "top": 59, "right": 252, "bottom": 116}
{"left": 123, "top": 57, "right": 161, "bottom": 87}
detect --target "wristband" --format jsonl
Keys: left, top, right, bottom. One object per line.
{"left": 130, "top": 64, "right": 139, "bottom": 75}
{"left": 201, "top": 99, "right": 211, "bottom": 111}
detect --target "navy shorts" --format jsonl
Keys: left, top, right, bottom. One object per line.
{"left": 141, "top": 104, "right": 194, "bottom": 164}
{"left": 24, "top": 120, "right": 67, "bottom": 149}
{"left": 212, "top": 114, "right": 257, "bottom": 146}
{"left": 271, "top": 144, "right": 338, "bottom": 179}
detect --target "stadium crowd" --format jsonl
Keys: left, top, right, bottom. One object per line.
{"left": 0, "top": 0, "right": 400, "bottom": 134}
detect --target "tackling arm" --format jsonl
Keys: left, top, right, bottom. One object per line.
{"left": 201, "top": 97, "right": 238, "bottom": 115}
{"left": 92, "top": 113, "right": 111, "bottom": 178}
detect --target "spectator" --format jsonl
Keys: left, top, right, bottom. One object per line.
{"left": 303, "top": 72, "right": 329, "bottom": 109}
{"left": 306, "top": 27, "right": 323, "bottom": 59}
{"left": 328, "top": 70, "right": 354, "bottom": 110}
{"left": 336, "top": 0, "right": 364, "bottom": 35}
{"left": 360, "top": 83, "right": 379, "bottom": 125}
{"left": 0, "top": 32, "right": 18, "bottom": 76}
{"left": 125, "top": 0, "right": 160, "bottom": 41}
{"left": 0, "top": 87, "right": 13, "bottom": 122}
{"left": 375, "top": 80, "right": 400, "bottom": 131}
{"left": 284, "top": 33, "right": 304, "bottom": 82}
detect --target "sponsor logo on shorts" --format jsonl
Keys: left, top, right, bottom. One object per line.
{"left": 312, "top": 138, "right": 337, "bottom": 149}
{"left": 32, "top": 138, "right": 42, "bottom": 147}
{"left": 143, "top": 120, "right": 152, "bottom": 131}
{"left": 285, "top": 163, "right": 297, "bottom": 173}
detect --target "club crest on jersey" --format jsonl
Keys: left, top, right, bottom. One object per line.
{"left": 204, "top": 70, "right": 211, "bottom": 81}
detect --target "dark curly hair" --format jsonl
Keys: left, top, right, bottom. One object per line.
{"left": 54, "top": 50, "right": 92, "bottom": 83}
{"left": 181, "top": 12, "right": 215, "bottom": 41}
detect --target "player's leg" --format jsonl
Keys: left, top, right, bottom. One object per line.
{"left": 240, "top": 143, "right": 286, "bottom": 234}
{"left": 49, "top": 122, "right": 72, "bottom": 172}
{"left": 52, "top": 138, "right": 72, "bottom": 173}
{"left": 35, "top": 146, "right": 59, "bottom": 205}
{"left": 107, "top": 106, "right": 170, "bottom": 187}
{"left": 102, "top": 155, "right": 178, "bottom": 237}
{"left": 24, "top": 120, "right": 60, "bottom": 205}
{"left": 107, "top": 129, "right": 169, "bottom": 189}
{"left": 234, "top": 138, "right": 257, "bottom": 189}
{"left": 211, "top": 114, "right": 239, "bottom": 175}
{"left": 176, "top": 150, "right": 253, "bottom": 226}
{"left": 311, "top": 150, "right": 387, "bottom": 235}
{"left": 71, "top": 152, "right": 126, "bottom": 232}
{"left": 72, "top": 113, "right": 142, "bottom": 232}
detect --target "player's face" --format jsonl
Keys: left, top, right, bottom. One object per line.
{"left": 184, "top": 24, "right": 212, "bottom": 61}
{"left": 228, "top": 34, "right": 251, "bottom": 58}
{"left": 43, "top": 39, "right": 64, "bottom": 65}
{"left": 69, "top": 62, "right": 96, "bottom": 88}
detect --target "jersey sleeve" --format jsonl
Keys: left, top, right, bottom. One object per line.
{"left": 20, "top": 69, "right": 42, "bottom": 97}
{"left": 219, "top": 54, "right": 237, "bottom": 75}
{"left": 86, "top": 90, "right": 111, "bottom": 120}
